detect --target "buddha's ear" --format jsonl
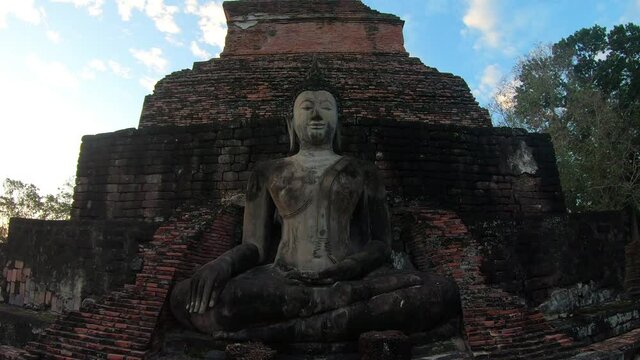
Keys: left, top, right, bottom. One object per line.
{"left": 287, "top": 118, "right": 299, "bottom": 154}
{"left": 333, "top": 125, "right": 342, "bottom": 154}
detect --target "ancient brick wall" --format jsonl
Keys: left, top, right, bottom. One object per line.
{"left": 72, "top": 121, "right": 564, "bottom": 221}
{"left": 139, "top": 54, "right": 491, "bottom": 128}
{"left": 2, "top": 219, "right": 156, "bottom": 313}
{"left": 222, "top": 0, "right": 405, "bottom": 56}
{"left": 466, "top": 211, "right": 630, "bottom": 305}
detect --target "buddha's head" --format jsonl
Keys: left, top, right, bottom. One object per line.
{"left": 291, "top": 90, "right": 339, "bottom": 152}
{"left": 288, "top": 58, "right": 342, "bottom": 154}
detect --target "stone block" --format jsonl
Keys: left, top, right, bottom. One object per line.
{"left": 223, "top": 172, "right": 239, "bottom": 181}
{"left": 218, "top": 155, "right": 234, "bottom": 164}
{"left": 225, "top": 342, "right": 276, "bottom": 360}
{"left": 359, "top": 330, "right": 411, "bottom": 360}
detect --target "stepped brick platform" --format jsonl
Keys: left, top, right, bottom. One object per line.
{"left": 400, "top": 206, "right": 581, "bottom": 359}
{"left": 140, "top": 53, "right": 491, "bottom": 129}
{"left": 2, "top": 204, "right": 241, "bottom": 359}
{"left": 136, "top": 1, "right": 490, "bottom": 130}
{"left": 573, "top": 327, "right": 640, "bottom": 359}
{"left": 72, "top": 122, "right": 564, "bottom": 222}
{"left": 0, "top": 346, "right": 32, "bottom": 360}
{"left": 1, "top": 203, "right": 638, "bottom": 359}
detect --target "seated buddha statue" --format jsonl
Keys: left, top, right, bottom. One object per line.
{"left": 170, "top": 71, "right": 463, "bottom": 343}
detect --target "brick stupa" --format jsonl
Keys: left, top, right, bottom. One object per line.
{"left": 139, "top": 0, "right": 491, "bottom": 128}
{"left": 2, "top": 1, "right": 640, "bottom": 359}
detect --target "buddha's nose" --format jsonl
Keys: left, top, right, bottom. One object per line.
{"left": 311, "top": 107, "right": 322, "bottom": 121}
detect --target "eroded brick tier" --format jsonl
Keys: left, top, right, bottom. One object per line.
{"left": 399, "top": 207, "right": 579, "bottom": 359}
{"left": 140, "top": 54, "right": 491, "bottom": 128}
{"left": 222, "top": 0, "right": 406, "bottom": 55}
{"left": 139, "top": 1, "right": 490, "bottom": 128}
{"left": 6, "top": 204, "right": 637, "bottom": 359}
{"left": 72, "top": 123, "right": 564, "bottom": 221}
{"left": 13, "top": 205, "right": 242, "bottom": 360}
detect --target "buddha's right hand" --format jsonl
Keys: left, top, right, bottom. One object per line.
{"left": 187, "top": 257, "right": 233, "bottom": 314}
{"left": 186, "top": 243, "right": 260, "bottom": 314}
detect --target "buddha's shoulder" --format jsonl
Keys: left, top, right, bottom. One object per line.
{"left": 252, "top": 158, "right": 293, "bottom": 177}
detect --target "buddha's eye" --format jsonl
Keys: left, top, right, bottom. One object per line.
{"left": 300, "top": 101, "right": 314, "bottom": 111}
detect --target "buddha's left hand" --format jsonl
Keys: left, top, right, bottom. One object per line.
{"left": 319, "top": 241, "right": 389, "bottom": 282}
{"left": 317, "top": 258, "right": 362, "bottom": 282}
{"left": 284, "top": 259, "right": 360, "bottom": 285}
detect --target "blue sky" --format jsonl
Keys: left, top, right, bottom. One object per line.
{"left": 0, "top": 0, "right": 638, "bottom": 194}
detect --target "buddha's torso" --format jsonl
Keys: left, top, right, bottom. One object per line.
{"left": 265, "top": 155, "right": 366, "bottom": 273}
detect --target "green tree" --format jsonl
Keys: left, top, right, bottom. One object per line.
{"left": 0, "top": 178, "right": 74, "bottom": 243}
{"left": 492, "top": 23, "right": 640, "bottom": 212}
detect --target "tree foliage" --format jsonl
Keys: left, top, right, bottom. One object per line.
{"left": 492, "top": 23, "right": 640, "bottom": 212}
{"left": 0, "top": 178, "right": 74, "bottom": 243}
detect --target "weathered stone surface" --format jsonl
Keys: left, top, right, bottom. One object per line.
{"left": 222, "top": 0, "right": 406, "bottom": 56}
{"left": 225, "top": 342, "right": 276, "bottom": 360}
{"left": 466, "top": 212, "right": 629, "bottom": 305}
{"left": 3, "top": 219, "right": 157, "bottom": 313}
{"left": 359, "top": 330, "right": 411, "bottom": 360}
{"left": 0, "top": 304, "right": 55, "bottom": 348}
{"left": 72, "top": 123, "right": 564, "bottom": 221}
{"left": 170, "top": 89, "right": 462, "bottom": 342}
{"left": 140, "top": 54, "right": 491, "bottom": 128}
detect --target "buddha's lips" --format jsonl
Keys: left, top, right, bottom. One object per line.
{"left": 308, "top": 123, "right": 325, "bottom": 129}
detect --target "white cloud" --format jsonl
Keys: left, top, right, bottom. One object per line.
{"left": 26, "top": 54, "right": 80, "bottom": 89}
{"left": 80, "top": 59, "right": 107, "bottom": 79}
{"left": 130, "top": 47, "right": 168, "bottom": 73}
{"left": 494, "top": 78, "right": 521, "bottom": 111}
{"left": 116, "top": 0, "right": 145, "bottom": 21}
{"left": 185, "top": 0, "right": 198, "bottom": 14}
{"left": 462, "top": 0, "right": 501, "bottom": 49}
{"left": 116, "top": 0, "right": 180, "bottom": 34}
{"left": 108, "top": 60, "right": 132, "bottom": 78}
{"left": 473, "top": 64, "right": 502, "bottom": 103}
{"left": 81, "top": 59, "right": 131, "bottom": 80}
{"left": 50, "top": 0, "right": 104, "bottom": 16}
{"left": 0, "top": 0, "right": 44, "bottom": 28}
{"left": 186, "top": 0, "right": 227, "bottom": 50}
{"left": 190, "top": 41, "right": 211, "bottom": 60}
{"left": 146, "top": 0, "right": 180, "bottom": 34}
{"left": 89, "top": 59, "right": 107, "bottom": 72}
{"left": 139, "top": 76, "right": 159, "bottom": 91}
{"left": 46, "top": 30, "right": 62, "bottom": 44}
{"left": 0, "top": 58, "right": 111, "bottom": 194}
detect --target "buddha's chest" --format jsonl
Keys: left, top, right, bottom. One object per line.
{"left": 267, "top": 162, "right": 364, "bottom": 219}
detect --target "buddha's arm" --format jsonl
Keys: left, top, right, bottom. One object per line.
{"left": 241, "top": 166, "right": 276, "bottom": 263}
{"left": 187, "top": 244, "right": 260, "bottom": 314}
{"left": 319, "top": 166, "right": 391, "bottom": 281}
{"left": 187, "top": 167, "right": 273, "bottom": 314}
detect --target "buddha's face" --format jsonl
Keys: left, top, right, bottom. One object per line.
{"left": 293, "top": 90, "right": 338, "bottom": 148}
